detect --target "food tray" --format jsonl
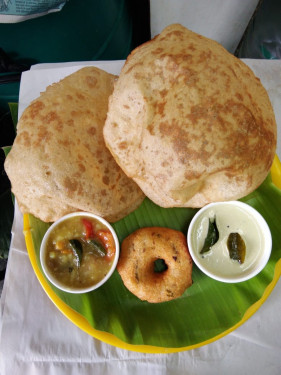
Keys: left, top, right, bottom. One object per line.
{"left": 24, "top": 157, "right": 281, "bottom": 353}
{"left": 19, "top": 61, "right": 281, "bottom": 353}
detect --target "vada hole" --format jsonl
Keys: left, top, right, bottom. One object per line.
{"left": 154, "top": 259, "right": 168, "bottom": 273}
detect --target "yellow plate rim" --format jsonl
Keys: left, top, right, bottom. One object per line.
{"left": 24, "top": 155, "right": 281, "bottom": 354}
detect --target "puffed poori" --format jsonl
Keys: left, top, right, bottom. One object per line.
{"left": 104, "top": 24, "right": 277, "bottom": 208}
{"left": 4, "top": 67, "right": 145, "bottom": 222}
{"left": 117, "top": 227, "right": 193, "bottom": 303}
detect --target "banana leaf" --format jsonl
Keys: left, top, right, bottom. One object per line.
{"left": 8, "top": 102, "right": 18, "bottom": 132}
{"left": 25, "top": 167, "right": 281, "bottom": 353}
{"left": 0, "top": 102, "right": 17, "bottom": 260}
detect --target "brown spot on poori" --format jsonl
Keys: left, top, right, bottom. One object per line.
{"left": 17, "top": 131, "right": 31, "bottom": 147}
{"left": 87, "top": 126, "right": 97, "bottom": 136}
{"left": 101, "top": 189, "right": 107, "bottom": 197}
{"left": 63, "top": 177, "right": 78, "bottom": 193}
{"left": 118, "top": 141, "right": 128, "bottom": 150}
{"left": 102, "top": 176, "right": 110, "bottom": 185}
{"left": 86, "top": 76, "right": 98, "bottom": 88}
{"left": 78, "top": 163, "right": 86, "bottom": 172}
{"left": 28, "top": 101, "right": 45, "bottom": 119}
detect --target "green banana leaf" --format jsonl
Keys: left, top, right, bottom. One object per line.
{"left": 8, "top": 103, "right": 18, "bottom": 132}
{"left": 26, "top": 173, "right": 281, "bottom": 350}
{"left": 0, "top": 103, "right": 17, "bottom": 259}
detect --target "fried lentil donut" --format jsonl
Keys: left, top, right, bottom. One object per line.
{"left": 117, "top": 227, "right": 193, "bottom": 303}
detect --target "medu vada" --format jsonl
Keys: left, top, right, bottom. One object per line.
{"left": 117, "top": 227, "right": 193, "bottom": 303}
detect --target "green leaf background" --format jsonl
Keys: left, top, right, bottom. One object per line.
{"left": 28, "top": 174, "right": 281, "bottom": 349}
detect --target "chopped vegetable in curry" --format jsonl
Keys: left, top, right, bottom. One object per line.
{"left": 45, "top": 216, "right": 116, "bottom": 289}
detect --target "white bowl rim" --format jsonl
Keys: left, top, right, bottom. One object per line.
{"left": 40, "top": 212, "right": 120, "bottom": 293}
{"left": 187, "top": 201, "right": 272, "bottom": 283}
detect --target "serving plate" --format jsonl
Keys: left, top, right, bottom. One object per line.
{"left": 24, "top": 158, "right": 281, "bottom": 353}
{"left": 19, "top": 61, "right": 281, "bottom": 353}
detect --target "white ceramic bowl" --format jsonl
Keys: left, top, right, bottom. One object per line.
{"left": 40, "top": 212, "right": 119, "bottom": 293}
{"left": 187, "top": 201, "right": 272, "bottom": 283}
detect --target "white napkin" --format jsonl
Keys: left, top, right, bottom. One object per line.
{"left": 1, "top": 60, "right": 281, "bottom": 375}
{"left": 150, "top": 0, "right": 260, "bottom": 52}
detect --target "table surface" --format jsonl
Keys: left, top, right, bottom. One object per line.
{"left": 0, "top": 60, "right": 281, "bottom": 375}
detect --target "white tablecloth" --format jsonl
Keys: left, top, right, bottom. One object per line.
{"left": 1, "top": 60, "right": 281, "bottom": 375}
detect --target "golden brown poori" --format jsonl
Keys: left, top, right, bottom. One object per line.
{"left": 104, "top": 24, "right": 277, "bottom": 208}
{"left": 4, "top": 67, "right": 145, "bottom": 222}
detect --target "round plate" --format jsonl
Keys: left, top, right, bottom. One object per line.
{"left": 24, "top": 160, "right": 281, "bottom": 353}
